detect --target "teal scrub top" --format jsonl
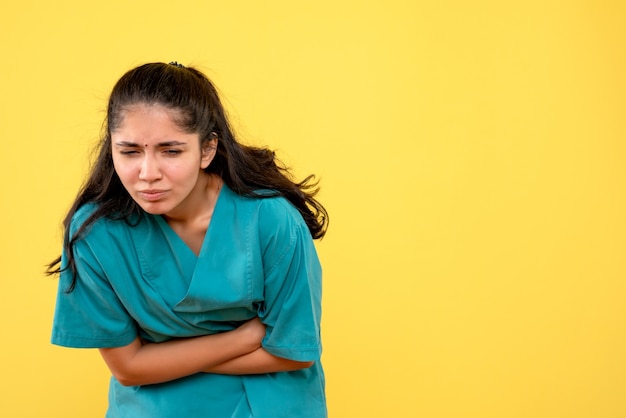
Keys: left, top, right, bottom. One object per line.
{"left": 51, "top": 185, "right": 327, "bottom": 418}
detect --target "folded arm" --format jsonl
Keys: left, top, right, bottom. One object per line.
{"left": 204, "top": 347, "right": 314, "bottom": 375}
{"left": 99, "top": 318, "right": 265, "bottom": 386}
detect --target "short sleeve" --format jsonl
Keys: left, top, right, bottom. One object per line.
{"left": 51, "top": 210, "right": 137, "bottom": 348}
{"left": 256, "top": 199, "right": 323, "bottom": 362}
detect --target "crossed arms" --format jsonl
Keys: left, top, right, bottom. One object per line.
{"left": 99, "top": 318, "right": 313, "bottom": 386}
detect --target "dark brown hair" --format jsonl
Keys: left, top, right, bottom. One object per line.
{"left": 47, "top": 62, "right": 328, "bottom": 290}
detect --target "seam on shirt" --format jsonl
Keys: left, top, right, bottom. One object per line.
{"left": 258, "top": 197, "right": 303, "bottom": 277}
{"left": 265, "top": 226, "right": 297, "bottom": 277}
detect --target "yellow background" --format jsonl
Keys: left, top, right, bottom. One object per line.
{"left": 1, "top": 1, "right": 625, "bottom": 417}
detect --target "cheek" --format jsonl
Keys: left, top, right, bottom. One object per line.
{"left": 168, "top": 160, "right": 200, "bottom": 179}
{"left": 112, "top": 158, "right": 135, "bottom": 183}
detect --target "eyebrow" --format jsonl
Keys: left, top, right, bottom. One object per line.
{"left": 114, "top": 140, "right": 188, "bottom": 147}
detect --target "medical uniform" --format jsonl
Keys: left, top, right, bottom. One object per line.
{"left": 51, "top": 184, "right": 326, "bottom": 417}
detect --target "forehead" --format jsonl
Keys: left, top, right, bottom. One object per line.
{"left": 112, "top": 104, "right": 199, "bottom": 145}
{"left": 111, "top": 104, "right": 200, "bottom": 147}
{"left": 117, "top": 103, "right": 184, "bottom": 127}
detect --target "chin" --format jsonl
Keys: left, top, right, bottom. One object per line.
{"left": 136, "top": 202, "right": 171, "bottom": 215}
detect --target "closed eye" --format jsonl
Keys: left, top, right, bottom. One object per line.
{"left": 163, "top": 149, "right": 183, "bottom": 156}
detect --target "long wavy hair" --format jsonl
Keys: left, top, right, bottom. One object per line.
{"left": 47, "top": 62, "right": 328, "bottom": 290}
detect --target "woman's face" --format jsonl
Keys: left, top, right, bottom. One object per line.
{"left": 111, "top": 103, "right": 216, "bottom": 218}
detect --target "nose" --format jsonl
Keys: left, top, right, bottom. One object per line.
{"left": 138, "top": 154, "right": 162, "bottom": 182}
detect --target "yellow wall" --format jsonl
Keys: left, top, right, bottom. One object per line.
{"left": 1, "top": 1, "right": 625, "bottom": 417}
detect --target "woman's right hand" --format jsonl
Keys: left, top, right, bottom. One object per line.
{"left": 236, "top": 317, "right": 266, "bottom": 350}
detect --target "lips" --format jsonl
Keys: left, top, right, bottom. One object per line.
{"left": 138, "top": 190, "right": 167, "bottom": 201}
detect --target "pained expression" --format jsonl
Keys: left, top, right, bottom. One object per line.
{"left": 111, "top": 104, "right": 216, "bottom": 216}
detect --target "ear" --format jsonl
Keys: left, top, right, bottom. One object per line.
{"left": 200, "top": 134, "right": 218, "bottom": 169}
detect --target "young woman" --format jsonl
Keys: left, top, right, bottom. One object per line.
{"left": 47, "top": 62, "right": 328, "bottom": 417}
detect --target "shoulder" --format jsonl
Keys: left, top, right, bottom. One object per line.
{"left": 224, "top": 185, "right": 307, "bottom": 229}
{"left": 68, "top": 203, "right": 134, "bottom": 242}
{"left": 253, "top": 196, "right": 313, "bottom": 259}
{"left": 69, "top": 203, "right": 100, "bottom": 237}
{"left": 258, "top": 195, "right": 306, "bottom": 228}
{"left": 249, "top": 193, "right": 309, "bottom": 241}
{"left": 253, "top": 196, "right": 320, "bottom": 278}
